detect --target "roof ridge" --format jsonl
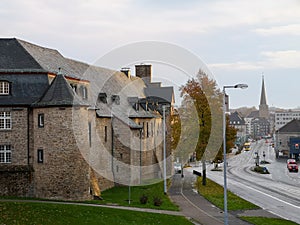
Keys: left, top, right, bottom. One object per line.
{"left": 17, "top": 38, "right": 62, "bottom": 54}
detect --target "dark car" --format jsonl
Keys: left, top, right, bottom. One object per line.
{"left": 287, "top": 159, "right": 298, "bottom": 172}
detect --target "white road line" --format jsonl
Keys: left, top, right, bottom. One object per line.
{"left": 233, "top": 179, "right": 300, "bottom": 209}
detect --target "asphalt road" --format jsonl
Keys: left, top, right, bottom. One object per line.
{"left": 196, "top": 140, "right": 300, "bottom": 224}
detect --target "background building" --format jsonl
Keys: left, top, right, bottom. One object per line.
{"left": 275, "top": 119, "right": 300, "bottom": 159}
{"left": 274, "top": 110, "right": 300, "bottom": 131}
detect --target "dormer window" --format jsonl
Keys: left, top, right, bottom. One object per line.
{"left": 81, "top": 86, "right": 88, "bottom": 100}
{"left": 112, "top": 95, "right": 120, "bottom": 105}
{"left": 0, "top": 81, "right": 10, "bottom": 95}
{"left": 128, "top": 97, "right": 139, "bottom": 111}
{"left": 98, "top": 93, "right": 107, "bottom": 103}
{"left": 70, "top": 83, "right": 77, "bottom": 93}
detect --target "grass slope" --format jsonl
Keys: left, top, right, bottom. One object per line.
{"left": 196, "top": 177, "right": 258, "bottom": 211}
{"left": 98, "top": 181, "right": 179, "bottom": 211}
{"left": 241, "top": 217, "right": 299, "bottom": 225}
{"left": 0, "top": 201, "right": 192, "bottom": 225}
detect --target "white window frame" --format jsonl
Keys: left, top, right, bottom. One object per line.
{"left": 37, "top": 149, "right": 44, "bottom": 163}
{"left": 0, "top": 145, "right": 11, "bottom": 163}
{"left": 0, "top": 81, "right": 9, "bottom": 95}
{"left": 82, "top": 86, "right": 88, "bottom": 100}
{"left": 0, "top": 111, "right": 12, "bottom": 130}
{"left": 38, "top": 113, "right": 44, "bottom": 128}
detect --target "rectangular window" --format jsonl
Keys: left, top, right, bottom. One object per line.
{"left": 0, "top": 145, "right": 11, "bottom": 163}
{"left": 0, "top": 81, "right": 9, "bottom": 95}
{"left": 38, "top": 113, "right": 44, "bottom": 128}
{"left": 146, "top": 122, "right": 149, "bottom": 137}
{"left": 104, "top": 126, "right": 107, "bottom": 142}
{"left": 82, "top": 86, "right": 88, "bottom": 100}
{"left": 0, "top": 111, "right": 11, "bottom": 130}
{"left": 37, "top": 149, "right": 44, "bottom": 163}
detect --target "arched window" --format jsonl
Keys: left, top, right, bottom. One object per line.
{"left": 0, "top": 81, "right": 10, "bottom": 95}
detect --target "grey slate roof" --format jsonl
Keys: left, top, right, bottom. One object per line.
{"left": 0, "top": 73, "right": 49, "bottom": 106}
{"left": 18, "top": 39, "right": 89, "bottom": 79}
{"left": 0, "top": 38, "right": 44, "bottom": 71}
{"left": 144, "top": 86, "right": 174, "bottom": 104}
{"left": 278, "top": 119, "right": 300, "bottom": 133}
{"left": 32, "top": 74, "right": 87, "bottom": 107}
{"left": 246, "top": 110, "right": 259, "bottom": 118}
{"left": 0, "top": 38, "right": 171, "bottom": 124}
{"left": 229, "top": 111, "right": 245, "bottom": 125}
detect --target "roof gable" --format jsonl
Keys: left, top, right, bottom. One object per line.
{"left": 246, "top": 110, "right": 259, "bottom": 118}
{"left": 229, "top": 111, "right": 245, "bottom": 125}
{"left": 278, "top": 119, "right": 300, "bottom": 133}
{"left": 0, "top": 38, "right": 43, "bottom": 70}
{"left": 144, "top": 86, "right": 174, "bottom": 104}
{"left": 32, "top": 74, "right": 87, "bottom": 107}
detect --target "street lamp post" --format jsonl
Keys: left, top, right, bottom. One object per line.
{"left": 223, "top": 84, "right": 248, "bottom": 225}
{"left": 163, "top": 105, "right": 167, "bottom": 195}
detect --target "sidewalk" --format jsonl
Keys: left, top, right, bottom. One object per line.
{"left": 169, "top": 167, "right": 277, "bottom": 225}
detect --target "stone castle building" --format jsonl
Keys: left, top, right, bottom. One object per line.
{"left": 0, "top": 38, "right": 174, "bottom": 200}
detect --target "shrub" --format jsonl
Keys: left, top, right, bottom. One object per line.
{"left": 153, "top": 197, "right": 163, "bottom": 206}
{"left": 253, "top": 166, "right": 270, "bottom": 174}
{"left": 139, "top": 195, "right": 148, "bottom": 204}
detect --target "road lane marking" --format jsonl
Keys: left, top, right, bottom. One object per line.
{"left": 233, "top": 180, "right": 300, "bottom": 209}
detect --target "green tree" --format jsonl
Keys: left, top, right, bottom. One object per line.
{"left": 174, "top": 70, "right": 237, "bottom": 162}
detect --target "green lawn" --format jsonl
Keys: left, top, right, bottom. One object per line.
{"left": 97, "top": 181, "right": 179, "bottom": 211}
{"left": 241, "top": 217, "right": 299, "bottom": 225}
{"left": 196, "top": 177, "right": 259, "bottom": 211}
{"left": 0, "top": 201, "right": 193, "bottom": 225}
{"left": 196, "top": 177, "right": 298, "bottom": 225}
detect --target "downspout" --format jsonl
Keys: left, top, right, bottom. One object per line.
{"left": 139, "top": 128, "right": 142, "bottom": 184}
{"left": 111, "top": 116, "right": 115, "bottom": 182}
{"left": 27, "top": 107, "right": 31, "bottom": 165}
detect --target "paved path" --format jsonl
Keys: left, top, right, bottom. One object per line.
{"left": 169, "top": 169, "right": 253, "bottom": 225}
{"left": 0, "top": 198, "right": 183, "bottom": 216}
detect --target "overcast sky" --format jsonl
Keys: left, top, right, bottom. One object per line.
{"left": 1, "top": 0, "right": 300, "bottom": 109}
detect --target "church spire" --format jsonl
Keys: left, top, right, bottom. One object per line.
{"left": 260, "top": 75, "right": 267, "bottom": 105}
{"left": 259, "top": 75, "right": 269, "bottom": 118}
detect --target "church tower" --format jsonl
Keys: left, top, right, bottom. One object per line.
{"left": 259, "top": 76, "right": 269, "bottom": 118}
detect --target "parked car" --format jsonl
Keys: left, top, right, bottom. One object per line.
{"left": 287, "top": 159, "right": 298, "bottom": 172}
{"left": 174, "top": 162, "right": 182, "bottom": 174}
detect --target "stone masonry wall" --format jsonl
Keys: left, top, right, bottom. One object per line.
{"left": 95, "top": 117, "right": 114, "bottom": 191}
{"left": 0, "top": 107, "right": 29, "bottom": 165}
{"left": 0, "top": 107, "right": 35, "bottom": 197}
{"left": 33, "top": 107, "right": 92, "bottom": 201}
{"left": 0, "top": 165, "right": 33, "bottom": 196}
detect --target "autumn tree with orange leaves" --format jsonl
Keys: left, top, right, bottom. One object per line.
{"left": 172, "top": 70, "right": 237, "bottom": 163}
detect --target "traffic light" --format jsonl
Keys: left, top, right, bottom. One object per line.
{"left": 295, "top": 143, "right": 299, "bottom": 149}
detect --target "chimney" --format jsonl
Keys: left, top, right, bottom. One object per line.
{"left": 135, "top": 64, "right": 152, "bottom": 85}
{"left": 121, "top": 67, "right": 131, "bottom": 78}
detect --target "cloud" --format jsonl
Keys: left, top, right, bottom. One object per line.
{"left": 208, "top": 62, "right": 263, "bottom": 70}
{"left": 209, "top": 50, "right": 300, "bottom": 70}
{"left": 261, "top": 50, "right": 300, "bottom": 68}
{"left": 254, "top": 24, "right": 300, "bottom": 36}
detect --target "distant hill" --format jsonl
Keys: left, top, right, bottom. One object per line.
{"left": 231, "top": 106, "right": 293, "bottom": 117}
{"left": 230, "top": 107, "right": 257, "bottom": 117}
